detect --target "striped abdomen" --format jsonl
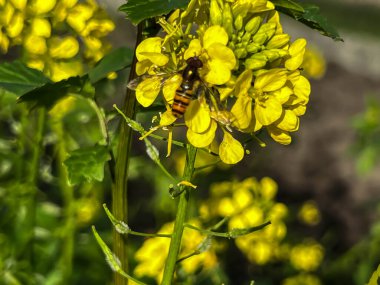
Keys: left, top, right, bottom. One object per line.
{"left": 171, "top": 56, "right": 203, "bottom": 118}
{"left": 171, "top": 81, "right": 199, "bottom": 118}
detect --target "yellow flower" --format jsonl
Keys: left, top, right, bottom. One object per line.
{"left": 30, "top": 18, "right": 51, "bottom": 38}
{"left": 184, "top": 25, "right": 236, "bottom": 85}
{"left": 29, "top": 0, "right": 57, "bottom": 14}
{"left": 135, "top": 37, "right": 169, "bottom": 76}
{"left": 301, "top": 46, "right": 326, "bottom": 79}
{"left": 298, "top": 201, "right": 321, "bottom": 226}
{"left": 49, "top": 36, "right": 79, "bottom": 59}
{"left": 289, "top": 240, "right": 324, "bottom": 271}
{"left": 23, "top": 34, "right": 47, "bottom": 55}
{"left": 282, "top": 274, "right": 322, "bottom": 285}
{"left": 134, "top": 221, "right": 217, "bottom": 283}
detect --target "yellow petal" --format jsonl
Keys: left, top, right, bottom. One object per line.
{"left": 30, "top": 18, "right": 51, "bottom": 38}
{"left": 48, "top": 60, "right": 83, "bottom": 82}
{"left": 6, "top": 11, "right": 24, "bottom": 38}
{"left": 184, "top": 39, "right": 202, "bottom": 60}
{"left": 160, "top": 110, "right": 177, "bottom": 126}
{"left": 23, "top": 34, "right": 47, "bottom": 55}
{"left": 267, "top": 126, "right": 291, "bottom": 145}
{"left": 254, "top": 68, "right": 287, "bottom": 92}
{"left": 49, "top": 36, "right": 79, "bottom": 59}
{"left": 205, "top": 59, "right": 231, "bottom": 85}
{"left": 207, "top": 43, "right": 236, "bottom": 70}
{"left": 234, "top": 69, "right": 252, "bottom": 98}
{"left": 293, "top": 75, "right": 311, "bottom": 104}
{"left": 254, "top": 97, "right": 283, "bottom": 126}
{"left": 136, "top": 37, "right": 168, "bottom": 66}
{"left": 217, "top": 86, "right": 234, "bottom": 101}
{"left": 187, "top": 120, "right": 217, "bottom": 148}
{"left": 10, "top": 0, "right": 27, "bottom": 10}
{"left": 185, "top": 99, "right": 211, "bottom": 133}
{"left": 26, "top": 59, "right": 44, "bottom": 71}
{"left": 289, "top": 104, "right": 306, "bottom": 116}
{"left": 30, "top": 0, "right": 56, "bottom": 14}
{"left": 219, "top": 132, "right": 244, "bottom": 164}
{"left": 272, "top": 85, "right": 292, "bottom": 104}
{"left": 203, "top": 25, "right": 228, "bottom": 49}
{"left": 231, "top": 96, "right": 252, "bottom": 129}
{"left": 162, "top": 74, "right": 182, "bottom": 104}
{"left": 275, "top": 110, "right": 299, "bottom": 132}
{"left": 241, "top": 111, "right": 263, "bottom": 133}
{"left": 66, "top": 3, "right": 93, "bottom": 33}
{"left": 135, "top": 77, "right": 162, "bottom": 107}
{"left": 285, "top": 38, "right": 307, "bottom": 71}
{"left": 136, "top": 60, "right": 152, "bottom": 76}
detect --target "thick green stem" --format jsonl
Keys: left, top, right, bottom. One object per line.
{"left": 113, "top": 23, "right": 145, "bottom": 285}
{"left": 51, "top": 119, "right": 75, "bottom": 283}
{"left": 161, "top": 144, "right": 198, "bottom": 285}
{"left": 21, "top": 108, "right": 45, "bottom": 268}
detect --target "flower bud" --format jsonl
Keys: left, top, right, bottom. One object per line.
{"left": 49, "top": 36, "right": 79, "bottom": 59}
{"left": 10, "top": 0, "right": 27, "bottom": 10}
{"left": 246, "top": 42, "right": 261, "bottom": 53}
{"left": 222, "top": 3, "right": 233, "bottom": 36}
{"left": 0, "top": 3, "right": 14, "bottom": 26}
{"left": 245, "top": 54, "right": 267, "bottom": 70}
{"left": 266, "top": 34, "right": 290, "bottom": 49}
{"left": 0, "top": 31, "right": 10, "bottom": 53}
{"left": 234, "top": 14, "right": 243, "bottom": 31}
{"left": 262, "top": 49, "right": 287, "bottom": 62}
{"left": 24, "top": 34, "right": 47, "bottom": 54}
{"left": 30, "top": 18, "right": 51, "bottom": 38}
{"left": 210, "top": 0, "right": 222, "bottom": 26}
{"left": 241, "top": 31, "right": 251, "bottom": 43}
{"left": 235, "top": 48, "right": 247, "bottom": 59}
{"left": 244, "top": 16, "right": 261, "bottom": 34}
{"left": 252, "top": 23, "right": 276, "bottom": 44}
{"left": 251, "top": 33, "right": 267, "bottom": 45}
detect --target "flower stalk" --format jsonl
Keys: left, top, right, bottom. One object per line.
{"left": 161, "top": 144, "right": 197, "bottom": 285}
{"left": 113, "top": 20, "right": 158, "bottom": 285}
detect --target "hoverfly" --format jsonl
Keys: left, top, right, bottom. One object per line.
{"left": 128, "top": 56, "right": 235, "bottom": 128}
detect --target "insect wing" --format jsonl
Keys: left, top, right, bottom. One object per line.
{"left": 127, "top": 74, "right": 164, "bottom": 91}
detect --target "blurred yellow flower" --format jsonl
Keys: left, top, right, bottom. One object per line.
{"left": 298, "top": 201, "right": 321, "bottom": 226}
{"left": 289, "top": 240, "right": 324, "bottom": 271}
{"left": 302, "top": 46, "right": 326, "bottom": 79}
{"left": 282, "top": 273, "right": 322, "bottom": 285}
{"left": 134, "top": 220, "right": 217, "bottom": 283}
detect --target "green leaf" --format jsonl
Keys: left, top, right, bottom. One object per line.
{"left": 89, "top": 47, "right": 134, "bottom": 83}
{"left": 17, "top": 75, "right": 94, "bottom": 109}
{"left": 271, "top": 0, "right": 304, "bottom": 13}
{"left": 63, "top": 145, "right": 111, "bottom": 186}
{"left": 119, "top": 0, "right": 189, "bottom": 25}
{"left": 275, "top": 2, "right": 343, "bottom": 41}
{"left": 0, "top": 61, "right": 50, "bottom": 96}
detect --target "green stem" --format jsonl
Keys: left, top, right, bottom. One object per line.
{"left": 161, "top": 144, "right": 197, "bottom": 285}
{"left": 113, "top": 22, "right": 146, "bottom": 285}
{"left": 51, "top": 119, "right": 75, "bottom": 283}
{"left": 22, "top": 108, "right": 45, "bottom": 269}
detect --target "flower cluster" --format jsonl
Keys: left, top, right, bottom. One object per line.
{"left": 132, "top": 0, "right": 311, "bottom": 164}
{"left": 200, "top": 177, "right": 324, "bottom": 283}
{"left": 200, "top": 177, "right": 288, "bottom": 264}
{"left": 0, "top": 0, "right": 114, "bottom": 81}
{"left": 133, "top": 221, "right": 217, "bottom": 284}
